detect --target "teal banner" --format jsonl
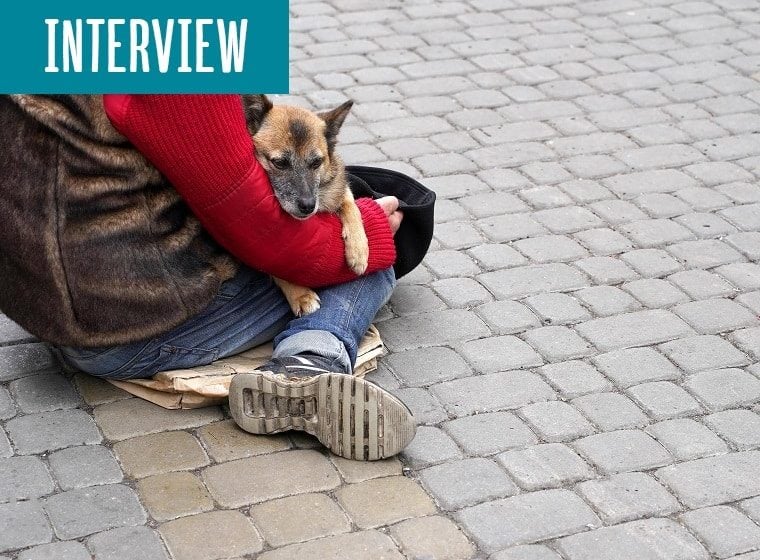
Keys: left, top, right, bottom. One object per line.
{"left": 0, "top": 0, "right": 289, "bottom": 93}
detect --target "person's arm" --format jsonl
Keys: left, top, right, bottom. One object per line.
{"left": 102, "top": 94, "right": 396, "bottom": 287}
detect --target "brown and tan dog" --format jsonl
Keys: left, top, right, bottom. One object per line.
{"left": 242, "top": 94, "right": 368, "bottom": 317}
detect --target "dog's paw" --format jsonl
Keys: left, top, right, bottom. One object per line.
{"left": 291, "top": 290, "right": 321, "bottom": 317}
{"left": 343, "top": 225, "right": 369, "bottom": 275}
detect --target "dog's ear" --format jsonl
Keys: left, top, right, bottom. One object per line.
{"left": 242, "top": 94, "right": 273, "bottom": 133}
{"left": 318, "top": 100, "right": 353, "bottom": 151}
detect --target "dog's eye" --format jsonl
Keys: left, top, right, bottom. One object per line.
{"left": 309, "top": 158, "right": 324, "bottom": 170}
{"left": 270, "top": 157, "right": 290, "bottom": 170}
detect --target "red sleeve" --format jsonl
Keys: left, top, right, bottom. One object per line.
{"left": 102, "top": 94, "right": 396, "bottom": 287}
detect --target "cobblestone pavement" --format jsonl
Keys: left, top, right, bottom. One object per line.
{"left": 3, "top": 0, "right": 760, "bottom": 558}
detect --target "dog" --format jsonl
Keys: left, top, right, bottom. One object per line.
{"left": 241, "top": 94, "right": 369, "bottom": 317}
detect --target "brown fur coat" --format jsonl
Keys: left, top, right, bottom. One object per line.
{"left": 0, "top": 95, "right": 237, "bottom": 347}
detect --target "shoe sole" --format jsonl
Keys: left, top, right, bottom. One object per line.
{"left": 228, "top": 371, "right": 416, "bottom": 461}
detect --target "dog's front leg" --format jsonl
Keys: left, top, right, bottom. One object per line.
{"left": 273, "top": 277, "right": 321, "bottom": 316}
{"left": 340, "top": 190, "right": 370, "bottom": 275}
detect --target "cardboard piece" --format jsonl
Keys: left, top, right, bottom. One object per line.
{"left": 108, "top": 325, "right": 386, "bottom": 409}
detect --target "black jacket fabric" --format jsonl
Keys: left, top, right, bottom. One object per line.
{"left": 346, "top": 166, "right": 436, "bottom": 278}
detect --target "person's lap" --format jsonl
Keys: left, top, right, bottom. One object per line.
{"left": 58, "top": 266, "right": 396, "bottom": 380}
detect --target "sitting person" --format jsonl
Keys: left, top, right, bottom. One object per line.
{"left": 0, "top": 94, "right": 415, "bottom": 460}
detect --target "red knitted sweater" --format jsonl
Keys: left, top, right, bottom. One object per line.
{"left": 102, "top": 94, "right": 396, "bottom": 287}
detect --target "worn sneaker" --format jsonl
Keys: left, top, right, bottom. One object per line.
{"left": 228, "top": 354, "right": 416, "bottom": 461}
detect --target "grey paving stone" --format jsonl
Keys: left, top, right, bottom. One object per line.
{"left": 627, "top": 381, "right": 703, "bottom": 420}
{"left": 0, "top": 456, "right": 54, "bottom": 502}
{"left": 392, "top": 388, "right": 448, "bottom": 425}
{"left": 433, "top": 371, "right": 556, "bottom": 417}
{"left": 646, "top": 418, "right": 729, "bottom": 461}
{"left": 432, "top": 277, "right": 493, "bottom": 308}
{"left": 675, "top": 187, "right": 733, "bottom": 212}
{"left": 388, "top": 285, "right": 446, "bottom": 316}
{"left": 720, "top": 203, "right": 760, "bottom": 231}
{"left": 385, "top": 346, "right": 471, "bottom": 387}
{"left": 574, "top": 430, "right": 673, "bottom": 474}
{"left": 603, "top": 169, "right": 697, "bottom": 198}
{"left": 574, "top": 286, "right": 641, "bottom": 317}
{"left": 460, "top": 336, "right": 544, "bottom": 373}
{"left": 43, "top": 484, "right": 146, "bottom": 540}
{"left": 0, "top": 428, "right": 10, "bottom": 459}
{"left": 17, "top": 541, "right": 90, "bottom": 560}
{"left": 668, "top": 239, "right": 744, "bottom": 270}
{"left": 460, "top": 193, "right": 530, "bottom": 218}
{"left": 552, "top": 132, "right": 636, "bottom": 157}
{"left": 472, "top": 122, "right": 556, "bottom": 146}
{"left": 621, "top": 248, "right": 682, "bottom": 278}
{"left": 656, "top": 450, "right": 760, "bottom": 508}
{"left": 717, "top": 263, "right": 760, "bottom": 291}
{"left": 572, "top": 392, "right": 649, "bottom": 430}
{"left": 682, "top": 506, "right": 760, "bottom": 559}
{"left": 0, "top": 501, "right": 53, "bottom": 553}
{"left": 478, "top": 263, "right": 589, "bottom": 300}
{"left": 523, "top": 293, "right": 591, "bottom": 326}
{"left": 702, "top": 409, "right": 760, "bottom": 451}
{"left": 425, "top": 174, "right": 491, "bottom": 199}
{"left": 635, "top": 193, "right": 692, "bottom": 219}
{"left": 443, "top": 411, "right": 538, "bottom": 456}
{"left": 576, "top": 472, "right": 681, "bottom": 524}
{"left": 514, "top": 235, "right": 589, "bottom": 264}
{"left": 668, "top": 269, "right": 737, "bottom": 299}
{"left": 684, "top": 368, "right": 760, "bottom": 411}
{"left": 730, "top": 327, "right": 760, "bottom": 360}
{"left": 659, "top": 335, "right": 750, "bottom": 374}
{"left": 497, "top": 444, "right": 595, "bottom": 491}
{"left": 619, "top": 219, "right": 694, "bottom": 248}
{"left": 477, "top": 214, "right": 548, "bottom": 243}
{"left": 457, "top": 489, "right": 600, "bottom": 553}
{"left": 0, "top": 387, "right": 16, "bottom": 421}
{"left": 573, "top": 256, "right": 640, "bottom": 285}
{"left": 87, "top": 526, "right": 168, "bottom": 560}
{"left": 539, "top": 361, "right": 613, "bottom": 398}
{"left": 576, "top": 309, "right": 694, "bottom": 352}
{"left": 674, "top": 213, "right": 738, "bottom": 239}
{"left": 378, "top": 309, "right": 490, "bottom": 351}
{"left": 532, "top": 207, "right": 605, "bottom": 234}
{"left": 490, "top": 545, "right": 564, "bottom": 560}
{"left": 556, "top": 518, "right": 708, "bottom": 560}
{"left": 0, "top": 314, "right": 33, "bottom": 345}
{"left": 0, "top": 343, "right": 58, "bottom": 382}
{"left": 741, "top": 496, "right": 760, "bottom": 525}
{"left": 475, "top": 301, "right": 541, "bottom": 335}
{"left": 469, "top": 244, "right": 530, "bottom": 271}
{"left": 400, "top": 426, "right": 463, "bottom": 469}
{"left": 6, "top": 410, "right": 101, "bottom": 455}
{"left": 467, "top": 142, "right": 554, "bottom": 169}
{"left": 519, "top": 401, "right": 595, "bottom": 442}
{"left": 435, "top": 221, "right": 486, "bottom": 249}
{"left": 738, "top": 291, "right": 760, "bottom": 314}
{"left": 726, "top": 232, "right": 760, "bottom": 260}
{"left": 523, "top": 326, "right": 595, "bottom": 362}
{"left": 9, "top": 372, "right": 81, "bottom": 414}
{"left": 420, "top": 458, "right": 518, "bottom": 511}
{"left": 622, "top": 278, "right": 690, "bottom": 308}
{"left": 573, "top": 228, "right": 633, "bottom": 256}
{"left": 589, "top": 200, "right": 648, "bottom": 225}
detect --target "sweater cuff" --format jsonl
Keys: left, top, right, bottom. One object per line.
{"left": 356, "top": 197, "right": 397, "bottom": 271}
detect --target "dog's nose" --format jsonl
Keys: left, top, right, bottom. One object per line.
{"left": 296, "top": 196, "right": 316, "bottom": 215}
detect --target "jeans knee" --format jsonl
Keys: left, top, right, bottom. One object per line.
{"left": 370, "top": 266, "right": 396, "bottom": 303}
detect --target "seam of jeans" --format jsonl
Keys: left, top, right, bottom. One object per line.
{"left": 339, "top": 272, "right": 369, "bottom": 339}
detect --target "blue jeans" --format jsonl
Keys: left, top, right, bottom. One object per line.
{"left": 57, "top": 266, "right": 396, "bottom": 380}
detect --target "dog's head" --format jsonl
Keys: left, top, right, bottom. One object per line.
{"left": 243, "top": 94, "right": 353, "bottom": 219}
